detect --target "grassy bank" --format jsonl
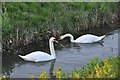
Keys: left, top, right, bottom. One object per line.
{"left": 1, "top": 56, "right": 119, "bottom": 79}
{"left": 2, "top": 2, "right": 120, "bottom": 54}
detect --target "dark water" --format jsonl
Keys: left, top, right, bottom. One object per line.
{"left": 2, "top": 28, "right": 119, "bottom": 78}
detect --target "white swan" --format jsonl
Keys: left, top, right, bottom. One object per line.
{"left": 19, "top": 37, "right": 58, "bottom": 62}
{"left": 59, "top": 34, "right": 106, "bottom": 43}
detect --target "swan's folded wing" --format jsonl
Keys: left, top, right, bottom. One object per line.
{"left": 23, "top": 51, "right": 52, "bottom": 62}
{"left": 75, "top": 34, "right": 100, "bottom": 43}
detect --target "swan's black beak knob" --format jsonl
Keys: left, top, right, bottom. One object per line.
{"left": 58, "top": 37, "right": 62, "bottom": 41}
{"left": 58, "top": 35, "right": 64, "bottom": 41}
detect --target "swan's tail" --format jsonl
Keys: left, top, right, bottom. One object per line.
{"left": 18, "top": 55, "right": 25, "bottom": 59}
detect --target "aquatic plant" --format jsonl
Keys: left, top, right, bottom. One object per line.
{"left": 38, "top": 71, "right": 48, "bottom": 80}
{"left": 55, "top": 67, "right": 68, "bottom": 79}
{"left": 70, "top": 69, "right": 80, "bottom": 79}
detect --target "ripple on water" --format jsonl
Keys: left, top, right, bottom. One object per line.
{"left": 2, "top": 29, "right": 119, "bottom": 78}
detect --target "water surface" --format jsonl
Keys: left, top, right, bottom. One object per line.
{"left": 2, "top": 29, "right": 119, "bottom": 78}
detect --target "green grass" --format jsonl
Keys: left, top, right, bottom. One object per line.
{"left": 2, "top": 3, "right": 119, "bottom": 53}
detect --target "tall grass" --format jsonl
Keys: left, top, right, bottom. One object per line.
{"left": 2, "top": 2, "right": 119, "bottom": 54}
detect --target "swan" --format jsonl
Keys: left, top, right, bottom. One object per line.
{"left": 19, "top": 37, "right": 58, "bottom": 62}
{"left": 59, "top": 34, "right": 106, "bottom": 43}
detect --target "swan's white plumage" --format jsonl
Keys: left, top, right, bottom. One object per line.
{"left": 19, "top": 37, "right": 57, "bottom": 62}
{"left": 19, "top": 51, "right": 54, "bottom": 62}
{"left": 60, "top": 34, "right": 105, "bottom": 43}
{"left": 75, "top": 34, "right": 105, "bottom": 43}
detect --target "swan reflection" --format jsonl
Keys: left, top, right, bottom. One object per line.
{"left": 9, "top": 59, "right": 56, "bottom": 78}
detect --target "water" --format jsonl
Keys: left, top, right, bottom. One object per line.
{"left": 2, "top": 29, "right": 119, "bottom": 78}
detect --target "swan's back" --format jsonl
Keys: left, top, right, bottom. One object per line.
{"left": 75, "top": 34, "right": 105, "bottom": 43}
{"left": 19, "top": 51, "right": 55, "bottom": 62}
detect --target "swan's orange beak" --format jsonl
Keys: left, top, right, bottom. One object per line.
{"left": 54, "top": 40, "right": 58, "bottom": 43}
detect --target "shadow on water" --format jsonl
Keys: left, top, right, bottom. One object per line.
{"left": 17, "top": 59, "right": 56, "bottom": 78}
{"left": 2, "top": 28, "right": 119, "bottom": 78}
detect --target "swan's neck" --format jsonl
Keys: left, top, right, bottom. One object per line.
{"left": 65, "top": 34, "right": 74, "bottom": 42}
{"left": 49, "top": 40, "right": 56, "bottom": 58}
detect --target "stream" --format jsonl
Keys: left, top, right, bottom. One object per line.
{"left": 2, "top": 28, "right": 119, "bottom": 78}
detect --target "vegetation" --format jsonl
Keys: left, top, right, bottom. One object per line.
{"left": 1, "top": 2, "right": 119, "bottom": 80}
{"left": 38, "top": 57, "right": 119, "bottom": 78}
{"left": 1, "top": 56, "right": 119, "bottom": 79}
{"left": 2, "top": 2, "right": 119, "bottom": 54}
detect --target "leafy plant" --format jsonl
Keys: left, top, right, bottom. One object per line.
{"left": 37, "top": 57, "right": 118, "bottom": 78}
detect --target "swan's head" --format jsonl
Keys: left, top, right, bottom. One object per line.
{"left": 59, "top": 35, "right": 65, "bottom": 40}
{"left": 50, "top": 37, "right": 58, "bottom": 43}
{"left": 59, "top": 34, "right": 73, "bottom": 40}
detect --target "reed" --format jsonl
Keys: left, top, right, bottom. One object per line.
{"left": 2, "top": 2, "right": 119, "bottom": 54}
